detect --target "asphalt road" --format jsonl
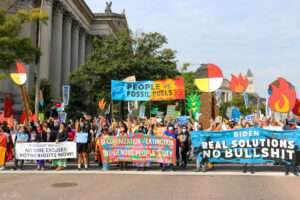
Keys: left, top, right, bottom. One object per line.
{"left": 0, "top": 173, "right": 300, "bottom": 200}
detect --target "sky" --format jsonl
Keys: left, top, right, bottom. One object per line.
{"left": 85, "top": 0, "right": 300, "bottom": 97}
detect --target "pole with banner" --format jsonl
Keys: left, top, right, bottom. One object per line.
{"left": 10, "top": 61, "right": 30, "bottom": 125}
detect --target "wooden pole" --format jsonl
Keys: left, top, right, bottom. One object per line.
{"left": 20, "top": 85, "right": 30, "bottom": 126}
{"left": 111, "top": 100, "right": 114, "bottom": 122}
{"left": 149, "top": 102, "right": 152, "bottom": 119}
{"left": 211, "top": 92, "right": 216, "bottom": 120}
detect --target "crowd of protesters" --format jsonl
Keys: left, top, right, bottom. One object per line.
{"left": 0, "top": 114, "right": 299, "bottom": 176}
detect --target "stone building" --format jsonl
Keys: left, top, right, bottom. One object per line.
{"left": 0, "top": 0, "right": 128, "bottom": 111}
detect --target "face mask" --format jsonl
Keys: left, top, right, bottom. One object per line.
{"left": 168, "top": 127, "right": 174, "bottom": 131}
{"left": 182, "top": 129, "right": 187, "bottom": 132}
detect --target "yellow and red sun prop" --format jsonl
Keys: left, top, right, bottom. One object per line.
{"left": 268, "top": 77, "right": 296, "bottom": 113}
{"left": 10, "top": 61, "right": 27, "bottom": 85}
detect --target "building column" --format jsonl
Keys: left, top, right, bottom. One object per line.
{"left": 49, "top": 2, "right": 63, "bottom": 97}
{"left": 85, "top": 34, "right": 93, "bottom": 58}
{"left": 39, "top": 0, "right": 53, "bottom": 81}
{"left": 61, "top": 13, "right": 72, "bottom": 85}
{"left": 78, "top": 29, "right": 86, "bottom": 66}
{"left": 71, "top": 22, "right": 79, "bottom": 71}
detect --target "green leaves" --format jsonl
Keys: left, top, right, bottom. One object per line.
{"left": 69, "top": 30, "right": 179, "bottom": 115}
{"left": 0, "top": 4, "right": 48, "bottom": 70}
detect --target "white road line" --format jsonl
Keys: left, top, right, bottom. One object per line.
{"left": 0, "top": 171, "right": 297, "bottom": 177}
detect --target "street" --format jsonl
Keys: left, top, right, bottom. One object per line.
{"left": 0, "top": 172, "right": 299, "bottom": 200}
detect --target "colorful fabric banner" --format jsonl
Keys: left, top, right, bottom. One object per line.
{"left": 100, "top": 135, "right": 176, "bottom": 164}
{"left": 111, "top": 78, "right": 185, "bottom": 101}
{"left": 15, "top": 142, "right": 77, "bottom": 160}
{"left": 191, "top": 128, "right": 300, "bottom": 164}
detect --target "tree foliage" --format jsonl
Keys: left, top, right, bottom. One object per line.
{"left": 69, "top": 30, "right": 179, "bottom": 116}
{"left": 0, "top": 0, "right": 47, "bottom": 69}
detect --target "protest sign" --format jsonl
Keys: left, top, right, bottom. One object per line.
{"left": 139, "top": 103, "right": 146, "bottom": 118}
{"left": 58, "top": 112, "right": 67, "bottom": 123}
{"left": 100, "top": 135, "right": 176, "bottom": 164}
{"left": 111, "top": 77, "right": 185, "bottom": 101}
{"left": 186, "top": 94, "right": 201, "bottom": 119}
{"left": 15, "top": 142, "right": 77, "bottom": 160}
{"left": 191, "top": 128, "right": 300, "bottom": 164}
{"left": 16, "top": 133, "right": 29, "bottom": 142}
{"left": 166, "top": 105, "right": 177, "bottom": 118}
{"left": 177, "top": 116, "right": 189, "bottom": 126}
{"left": 75, "top": 132, "right": 89, "bottom": 144}
{"left": 268, "top": 77, "right": 296, "bottom": 113}
{"left": 62, "top": 85, "right": 70, "bottom": 106}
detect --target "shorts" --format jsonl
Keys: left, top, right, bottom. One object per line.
{"left": 77, "top": 143, "right": 89, "bottom": 153}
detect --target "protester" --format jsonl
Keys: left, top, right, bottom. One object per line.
{"left": 76, "top": 120, "right": 90, "bottom": 170}
{"left": 0, "top": 127, "right": 7, "bottom": 170}
{"left": 283, "top": 119, "right": 299, "bottom": 176}
{"left": 52, "top": 123, "right": 68, "bottom": 170}
{"left": 162, "top": 124, "right": 177, "bottom": 171}
{"left": 177, "top": 126, "right": 190, "bottom": 168}
{"left": 35, "top": 123, "right": 47, "bottom": 170}
{"left": 14, "top": 125, "right": 30, "bottom": 170}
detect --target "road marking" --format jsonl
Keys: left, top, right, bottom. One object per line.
{"left": 0, "top": 170, "right": 297, "bottom": 177}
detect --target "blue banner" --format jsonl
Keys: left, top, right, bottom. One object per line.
{"left": 111, "top": 80, "right": 152, "bottom": 101}
{"left": 62, "top": 85, "right": 70, "bottom": 106}
{"left": 191, "top": 128, "right": 300, "bottom": 164}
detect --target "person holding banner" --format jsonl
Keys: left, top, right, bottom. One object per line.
{"left": 283, "top": 119, "right": 299, "bottom": 176}
{"left": 177, "top": 126, "right": 190, "bottom": 168}
{"left": 162, "top": 124, "right": 177, "bottom": 171}
{"left": 35, "top": 123, "right": 48, "bottom": 171}
{"left": 100, "top": 125, "right": 111, "bottom": 171}
{"left": 52, "top": 123, "right": 68, "bottom": 170}
{"left": 76, "top": 121, "right": 90, "bottom": 170}
{"left": 13, "top": 125, "right": 30, "bottom": 170}
{"left": 0, "top": 126, "right": 7, "bottom": 170}
{"left": 117, "top": 123, "right": 130, "bottom": 170}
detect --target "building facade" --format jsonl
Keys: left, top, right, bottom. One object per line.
{"left": 0, "top": 0, "right": 127, "bottom": 111}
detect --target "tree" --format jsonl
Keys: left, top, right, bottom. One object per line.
{"left": 69, "top": 30, "right": 179, "bottom": 116}
{"left": 0, "top": 0, "right": 47, "bottom": 70}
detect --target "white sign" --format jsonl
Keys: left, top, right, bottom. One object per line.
{"left": 15, "top": 142, "right": 77, "bottom": 160}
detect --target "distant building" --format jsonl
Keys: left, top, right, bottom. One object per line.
{"left": 216, "top": 68, "right": 255, "bottom": 104}
{"left": 217, "top": 78, "right": 233, "bottom": 103}
{"left": 246, "top": 68, "right": 255, "bottom": 94}
{"left": 0, "top": 0, "right": 128, "bottom": 112}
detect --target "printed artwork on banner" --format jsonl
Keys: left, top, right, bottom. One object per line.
{"left": 191, "top": 128, "right": 300, "bottom": 164}
{"left": 15, "top": 142, "right": 77, "bottom": 160}
{"left": 100, "top": 134, "right": 176, "bottom": 164}
{"left": 111, "top": 77, "right": 185, "bottom": 101}
{"left": 75, "top": 132, "right": 89, "bottom": 144}
{"left": 154, "top": 126, "right": 167, "bottom": 137}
